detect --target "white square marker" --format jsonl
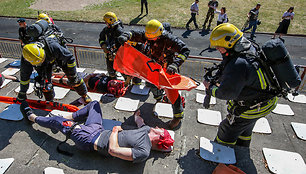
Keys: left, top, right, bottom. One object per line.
{"left": 130, "top": 85, "right": 150, "bottom": 95}
{"left": 0, "top": 158, "right": 14, "bottom": 174}
{"left": 115, "top": 97, "right": 139, "bottom": 111}
{"left": 15, "top": 83, "right": 34, "bottom": 94}
{"left": 197, "top": 109, "right": 222, "bottom": 126}
{"left": 272, "top": 104, "right": 294, "bottom": 116}
{"left": 0, "top": 58, "right": 8, "bottom": 64}
{"left": 87, "top": 92, "right": 103, "bottom": 102}
{"left": 287, "top": 93, "right": 306, "bottom": 104}
{"left": 263, "top": 147, "right": 306, "bottom": 174}
{"left": 291, "top": 122, "right": 306, "bottom": 140}
{"left": 154, "top": 102, "right": 173, "bottom": 119}
{"left": 76, "top": 68, "right": 86, "bottom": 73}
{"left": 2, "top": 68, "right": 20, "bottom": 76}
{"left": 0, "top": 104, "right": 24, "bottom": 121}
{"left": 253, "top": 117, "right": 271, "bottom": 134}
{"left": 195, "top": 82, "right": 205, "bottom": 91}
{"left": 93, "top": 70, "right": 108, "bottom": 74}
{"left": 200, "top": 137, "right": 236, "bottom": 164}
{"left": 0, "top": 79, "right": 11, "bottom": 88}
{"left": 44, "top": 167, "right": 65, "bottom": 174}
{"left": 196, "top": 93, "right": 216, "bottom": 104}
{"left": 54, "top": 86, "right": 70, "bottom": 100}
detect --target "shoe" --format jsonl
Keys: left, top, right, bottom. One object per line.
{"left": 82, "top": 94, "right": 92, "bottom": 105}
{"left": 20, "top": 101, "right": 34, "bottom": 124}
{"left": 168, "top": 118, "right": 182, "bottom": 130}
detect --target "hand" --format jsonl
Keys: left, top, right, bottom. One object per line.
{"left": 101, "top": 44, "right": 109, "bottom": 53}
{"left": 166, "top": 64, "right": 178, "bottom": 75}
{"left": 118, "top": 35, "right": 127, "bottom": 45}
{"left": 112, "top": 126, "right": 123, "bottom": 132}
{"left": 134, "top": 110, "right": 145, "bottom": 128}
{"left": 203, "top": 80, "right": 210, "bottom": 89}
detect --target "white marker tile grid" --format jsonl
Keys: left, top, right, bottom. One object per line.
{"left": 154, "top": 102, "right": 173, "bottom": 119}
{"left": 115, "top": 97, "right": 139, "bottom": 111}
{"left": 196, "top": 93, "right": 216, "bottom": 104}
{"left": 272, "top": 104, "right": 294, "bottom": 116}
{"left": 197, "top": 109, "right": 222, "bottom": 126}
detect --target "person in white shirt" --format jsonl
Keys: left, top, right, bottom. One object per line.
{"left": 272, "top": 7, "right": 295, "bottom": 39}
{"left": 215, "top": 7, "right": 228, "bottom": 26}
{"left": 186, "top": 0, "right": 199, "bottom": 30}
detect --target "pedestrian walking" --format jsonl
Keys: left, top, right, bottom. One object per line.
{"left": 186, "top": 0, "right": 199, "bottom": 30}
{"left": 141, "top": 0, "right": 148, "bottom": 15}
{"left": 203, "top": 0, "right": 218, "bottom": 30}
{"left": 241, "top": 3, "right": 261, "bottom": 40}
{"left": 272, "top": 7, "right": 294, "bottom": 39}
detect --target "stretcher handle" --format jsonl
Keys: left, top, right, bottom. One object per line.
{"left": 146, "top": 60, "right": 160, "bottom": 72}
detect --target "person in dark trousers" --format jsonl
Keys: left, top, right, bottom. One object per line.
{"left": 203, "top": 0, "right": 218, "bottom": 30}
{"left": 272, "top": 7, "right": 295, "bottom": 39}
{"left": 241, "top": 3, "right": 261, "bottom": 40}
{"left": 141, "top": 0, "right": 148, "bottom": 15}
{"left": 18, "top": 34, "right": 91, "bottom": 104}
{"left": 20, "top": 100, "right": 174, "bottom": 163}
{"left": 17, "top": 18, "right": 32, "bottom": 47}
{"left": 186, "top": 0, "right": 199, "bottom": 30}
{"left": 204, "top": 23, "right": 278, "bottom": 147}
{"left": 99, "top": 12, "right": 124, "bottom": 80}
{"left": 118, "top": 19, "right": 190, "bottom": 130}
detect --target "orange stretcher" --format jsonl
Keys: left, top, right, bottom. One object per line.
{"left": 114, "top": 43, "right": 198, "bottom": 104}
{"left": 0, "top": 96, "right": 79, "bottom": 112}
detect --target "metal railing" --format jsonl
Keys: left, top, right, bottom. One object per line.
{"left": 0, "top": 37, "right": 305, "bottom": 92}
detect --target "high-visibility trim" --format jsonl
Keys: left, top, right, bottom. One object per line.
{"left": 216, "top": 136, "right": 236, "bottom": 145}
{"left": 72, "top": 79, "right": 84, "bottom": 87}
{"left": 227, "top": 97, "right": 278, "bottom": 119}
{"left": 256, "top": 68, "right": 267, "bottom": 90}
{"left": 174, "top": 112, "right": 184, "bottom": 118}
{"left": 67, "top": 62, "right": 76, "bottom": 68}
{"left": 238, "top": 135, "right": 251, "bottom": 141}
{"left": 212, "top": 87, "right": 218, "bottom": 97}
{"left": 99, "top": 40, "right": 105, "bottom": 45}
{"left": 20, "top": 79, "right": 30, "bottom": 85}
{"left": 177, "top": 54, "right": 186, "bottom": 61}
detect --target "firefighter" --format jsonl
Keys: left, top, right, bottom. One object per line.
{"left": 98, "top": 12, "right": 124, "bottom": 79}
{"left": 204, "top": 23, "right": 278, "bottom": 147}
{"left": 17, "top": 34, "right": 91, "bottom": 104}
{"left": 118, "top": 19, "right": 190, "bottom": 130}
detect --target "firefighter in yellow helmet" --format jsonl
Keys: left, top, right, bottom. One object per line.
{"left": 38, "top": 13, "right": 52, "bottom": 24}
{"left": 118, "top": 19, "right": 190, "bottom": 130}
{"left": 204, "top": 23, "right": 278, "bottom": 147}
{"left": 18, "top": 35, "right": 91, "bottom": 105}
{"left": 98, "top": 12, "right": 124, "bottom": 79}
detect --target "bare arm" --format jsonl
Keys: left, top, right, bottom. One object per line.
{"left": 108, "top": 126, "right": 133, "bottom": 161}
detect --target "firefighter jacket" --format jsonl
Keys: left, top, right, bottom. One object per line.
{"left": 127, "top": 30, "right": 190, "bottom": 68}
{"left": 98, "top": 21, "right": 124, "bottom": 50}
{"left": 207, "top": 44, "right": 275, "bottom": 102}
{"left": 20, "top": 35, "right": 86, "bottom": 96}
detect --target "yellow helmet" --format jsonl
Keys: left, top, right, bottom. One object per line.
{"left": 103, "top": 12, "right": 118, "bottom": 25}
{"left": 145, "top": 19, "right": 163, "bottom": 40}
{"left": 38, "top": 13, "right": 51, "bottom": 24}
{"left": 210, "top": 23, "right": 243, "bottom": 49}
{"left": 22, "top": 43, "right": 46, "bottom": 66}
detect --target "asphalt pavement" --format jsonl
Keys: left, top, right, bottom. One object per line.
{"left": 0, "top": 17, "right": 305, "bottom": 174}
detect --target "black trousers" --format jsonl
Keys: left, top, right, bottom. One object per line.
{"left": 141, "top": 0, "right": 148, "bottom": 14}
{"left": 186, "top": 13, "right": 198, "bottom": 28}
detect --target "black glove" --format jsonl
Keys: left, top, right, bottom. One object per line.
{"left": 118, "top": 35, "right": 128, "bottom": 45}
{"left": 166, "top": 64, "right": 178, "bottom": 75}
{"left": 20, "top": 101, "right": 33, "bottom": 122}
{"left": 17, "top": 92, "right": 27, "bottom": 102}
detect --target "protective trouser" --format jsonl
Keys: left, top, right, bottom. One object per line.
{"left": 106, "top": 54, "right": 116, "bottom": 79}
{"left": 19, "top": 56, "right": 33, "bottom": 94}
{"left": 215, "top": 97, "right": 278, "bottom": 147}
{"left": 146, "top": 82, "right": 184, "bottom": 119}
{"left": 203, "top": 8, "right": 215, "bottom": 28}
{"left": 186, "top": 13, "right": 198, "bottom": 29}
{"left": 35, "top": 101, "right": 103, "bottom": 151}
{"left": 62, "top": 60, "right": 88, "bottom": 96}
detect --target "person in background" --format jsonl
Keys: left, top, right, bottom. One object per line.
{"left": 203, "top": 0, "right": 218, "bottom": 30}
{"left": 140, "top": 0, "right": 148, "bottom": 15}
{"left": 272, "top": 7, "right": 294, "bottom": 39}
{"left": 186, "top": 0, "right": 200, "bottom": 30}
{"left": 241, "top": 3, "right": 261, "bottom": 40}
{"left": 17, "top": 18, "right": 32, "bottom": 47}
{"left": 215, "top": 7, "right": 228, "bottom": 26}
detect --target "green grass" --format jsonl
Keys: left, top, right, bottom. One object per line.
{"left": 0, "top": 0, "right": 305, "bottom": 34}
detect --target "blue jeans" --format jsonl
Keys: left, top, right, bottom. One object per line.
{"left": 242, "top": 20, "right": 257, "bottom": 38}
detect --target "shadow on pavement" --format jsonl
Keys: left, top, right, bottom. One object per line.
{"left": 199, "top": 29, "right": 210, "bottom": 37}
{"left": 129, "top": 14, "right": 147, "bottom": 25}
{"left": 182, "top": 30, "right": 194, "bottom": 38}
